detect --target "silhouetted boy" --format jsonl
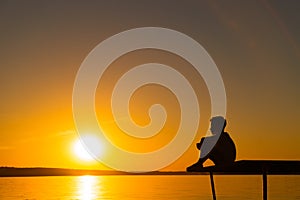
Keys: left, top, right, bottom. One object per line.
{"left": 187, "top": 116, "right": 236, "bottom": 172}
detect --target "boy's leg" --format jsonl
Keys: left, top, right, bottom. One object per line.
{"left": 186, "top": 161, "right": 204, "bottom": 171}
{"left": 186, "top": 153, "right": 205, "bottom": 172}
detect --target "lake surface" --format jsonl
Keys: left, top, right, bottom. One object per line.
{"left": 0, "top": 175, "right": 299, "bottom": 199}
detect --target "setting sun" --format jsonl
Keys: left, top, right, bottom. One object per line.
{"left": 73, "top": 139, "right": 95, "bottom": 162}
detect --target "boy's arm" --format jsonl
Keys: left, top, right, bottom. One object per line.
{"left": 196, "top": 137, "right": 205, "bottom": 150}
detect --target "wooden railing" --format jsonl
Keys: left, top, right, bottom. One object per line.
{"left": 188, "top": 160, "right": 300, "bottom": 200}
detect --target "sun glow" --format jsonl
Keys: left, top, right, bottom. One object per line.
{"left": 73, "top": 139, "right": 95, "bottom": 162}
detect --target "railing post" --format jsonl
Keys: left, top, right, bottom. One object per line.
{"left": 263, "top": 169, "right": 267, "bottom": 200}
{"left": 209, "top": 171, "right": 217, "bottom": 200}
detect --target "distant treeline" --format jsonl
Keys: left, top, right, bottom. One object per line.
{"left": 0, "top": 167, "right": 191, "bottom": 177}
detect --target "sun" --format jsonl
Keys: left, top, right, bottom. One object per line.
{"left": 73, "top": 139, "right": 95, "bottom": 162}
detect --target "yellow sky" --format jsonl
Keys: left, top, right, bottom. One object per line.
{"left": 0, "top": 1, "right": 299, "bottom": 171}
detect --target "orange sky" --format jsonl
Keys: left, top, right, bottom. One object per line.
{"left": 0, "top": 1, "right": 299, "bottom": 171}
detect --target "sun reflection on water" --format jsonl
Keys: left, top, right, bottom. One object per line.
{"left": 77, "top": 175, "right": 102, "bottom": 200}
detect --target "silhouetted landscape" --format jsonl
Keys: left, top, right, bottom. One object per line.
{"left": 0, "top": 167, "right": 194, "bottom": 177}
{"left": 2, "top": 160, "right": 299, "bottom": 177}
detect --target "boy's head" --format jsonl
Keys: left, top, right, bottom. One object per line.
{"left": 210, "top": 116, "right": 227, "bottom": 135}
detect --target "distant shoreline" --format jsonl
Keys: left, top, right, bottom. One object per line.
{"left": 3, "top": 160, "right": 300, "bottom": 177}
{"left": 0, "top": 167, "right": 205, "bottom": 177}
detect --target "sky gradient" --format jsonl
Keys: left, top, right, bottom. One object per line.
{"left": 0, "top": 0, "right": 299, "bottom": 170}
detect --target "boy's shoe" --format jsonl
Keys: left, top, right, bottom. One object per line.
{"left": 186, "top": 162, "right": 204, "bottom": 172}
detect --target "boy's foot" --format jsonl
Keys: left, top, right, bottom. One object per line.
{"left": 186, "top": 162, "right": 204, "bottom": 172}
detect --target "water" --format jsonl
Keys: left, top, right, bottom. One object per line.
{"left": 0, "top": 175, "right": 299, "bottom": 199}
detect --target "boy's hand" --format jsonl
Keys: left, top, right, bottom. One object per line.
{"left": 196, "top": 143, "right": 201, "bottom": 150}
{"left": 196, "top": 138, "right": 205, "bottom": 150}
